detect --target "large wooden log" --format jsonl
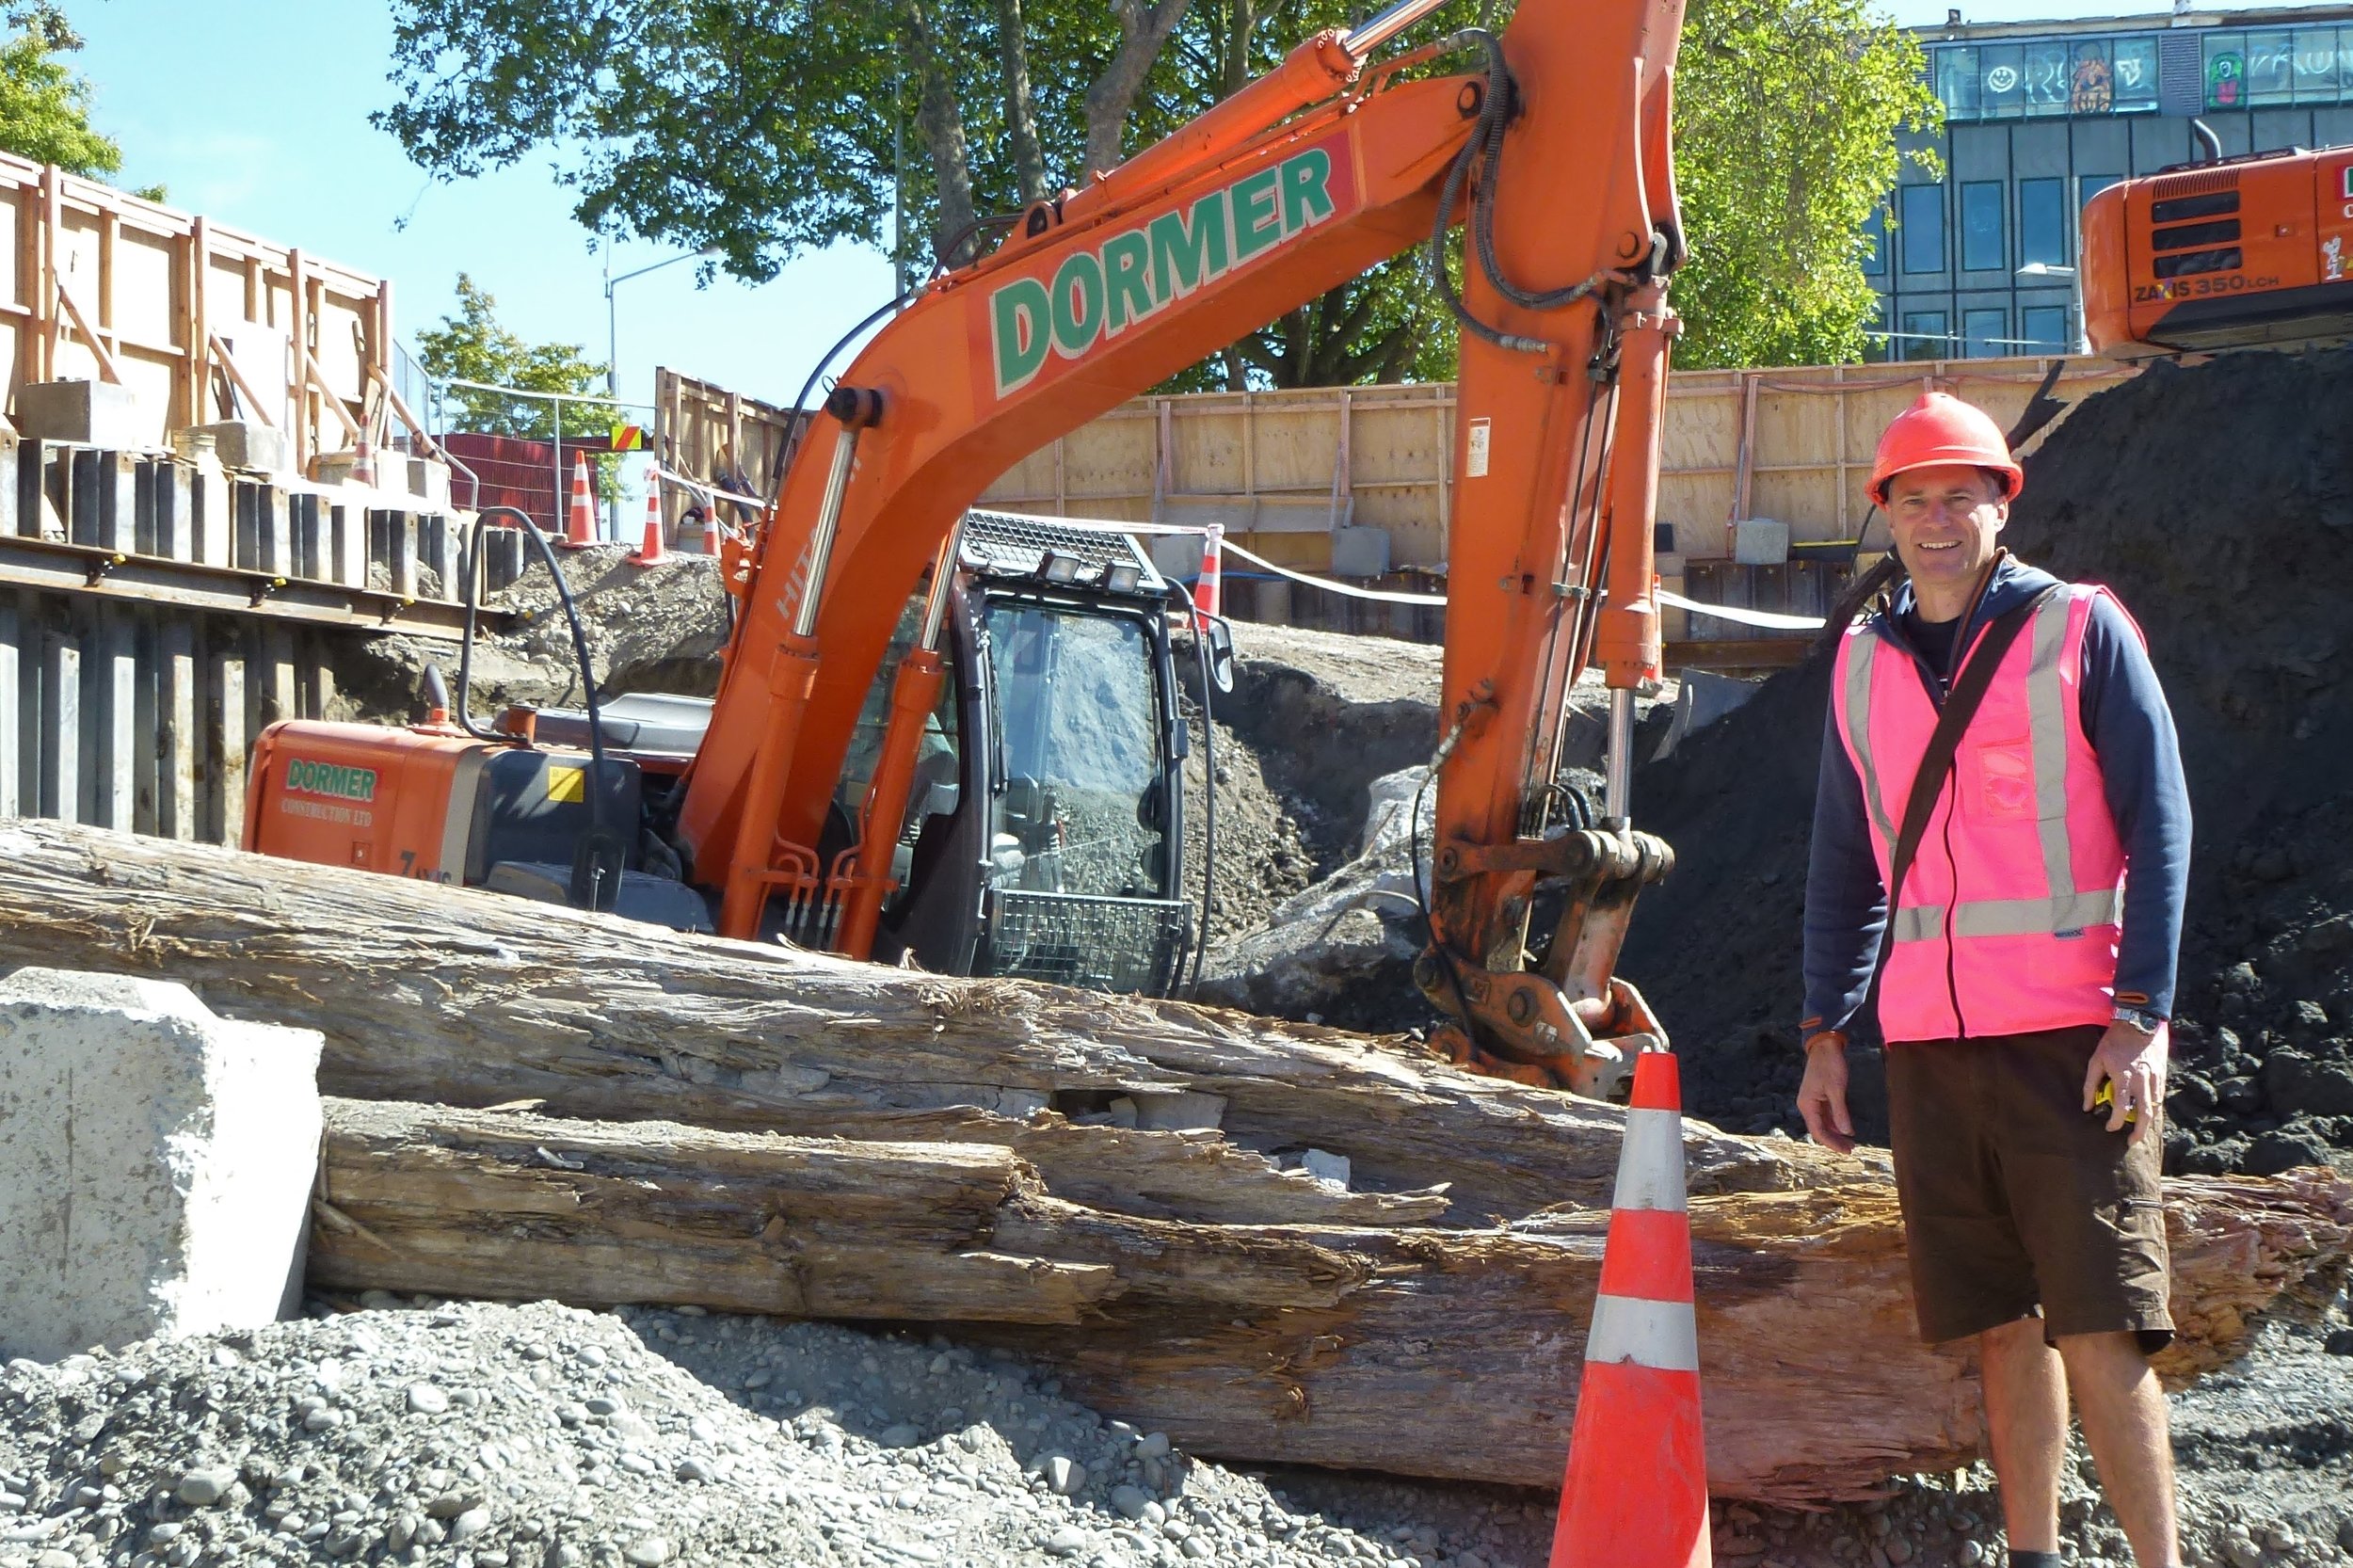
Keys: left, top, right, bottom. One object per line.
{"left": 0, "top": 818, "right": 1803, "bottom": 1218}
{"left": 311, "top": 1100, "right": 2353, "bottom": 1503}
{"left": 8, "top": 821, "right": 2352, "bottom": 1497}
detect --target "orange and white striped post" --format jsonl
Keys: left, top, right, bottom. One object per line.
{"left": 560, "top": 451, "right": 595, "bottom": 549}
{"left": 1193, "top": 523, "right": 1225, "bottom": 631}
{"left": 1548, "top": 1048, "right": 1710, "bottom": 1568}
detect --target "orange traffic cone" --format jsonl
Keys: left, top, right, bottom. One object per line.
{"left": 560, "top": 451, "right": 595, "bottom": 549}
{"left": 628, "top": 487, "right": 667, "bottom": 566}
{"left": 1193, "top": 523, "right": 1225, "bottom": 631}
{"left": 1548, "top": 1049, "right": 1710, "bottom": 1568}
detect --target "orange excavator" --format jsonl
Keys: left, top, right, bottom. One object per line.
{"left": 2085, "top": 126, "right": 2353, "bottom": 357}
{"left": 246, "top": 0, "right": 1687, "bottom": 1099}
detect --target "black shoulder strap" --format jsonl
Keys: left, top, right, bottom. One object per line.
{"left": 1876, "top": 583, "right": 2065, "bottom": 966}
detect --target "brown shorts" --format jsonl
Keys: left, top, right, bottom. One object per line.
{"left": 1884, "top": 1025, "right": 2172, "bottom": 1352}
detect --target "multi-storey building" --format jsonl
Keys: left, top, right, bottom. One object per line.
{"left": 1870, "top": 1, "right": 2353, "bottom": 358}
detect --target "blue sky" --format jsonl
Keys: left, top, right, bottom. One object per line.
{"left": 62, "top": 0, "right": 2353, "bottom": 414}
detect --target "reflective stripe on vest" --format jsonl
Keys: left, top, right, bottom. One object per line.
{"left": 1844, "top": 589, "right": 2107, "bottom": 943}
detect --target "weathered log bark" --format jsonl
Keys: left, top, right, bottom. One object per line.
{"left": 312, "top": 1100, "right": 2353, "bottom": 1503}
{"left": 0, "top": 819, "right": 1801, "bottom": 1220}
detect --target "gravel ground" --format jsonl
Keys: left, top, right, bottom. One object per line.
{"left": 0, "top": 1299, "right": 1419, "bottom": 1568}
{"left": 5, "top": 1292, "right": 2345, "bottom": 1568}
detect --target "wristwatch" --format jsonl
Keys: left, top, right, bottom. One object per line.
{"left": 2111, "top": 1005, "right": 2166, "bottom": 1035}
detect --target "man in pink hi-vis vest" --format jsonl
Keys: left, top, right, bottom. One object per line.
{"left": 1799, "top": 393, "right": 2192, "bottom": 1568}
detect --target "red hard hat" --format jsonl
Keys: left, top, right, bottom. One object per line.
{"left": 1867, "top": 392, "right": 2023, "bottom": 506}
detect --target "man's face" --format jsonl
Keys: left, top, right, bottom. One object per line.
{"left": 1886, "top": 463, "right": 2008, "bottom": 600}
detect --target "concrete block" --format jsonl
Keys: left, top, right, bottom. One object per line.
{"left": 1147, "top": 532, "right": 1201, "bottom": 582}
{"left": 1731, "top": 517, "right": 1790, "bottom": 567}
{"left": 184, "top": 420, "right": 285, "bottom": 474}
{"left": 1330, "top": 525, "right": 1391, "bottom": 578}
{"left": 0, "top": 968, "right": 322, "bottom": 1362}
{"left": 1653, "top": 668, "right": 1765, "bottom": 762}
{"left": 17, "top": 380, "right": 143, "bottom": 448}
{"left": 407, "top": 456, "right": 452, "bottom": 507}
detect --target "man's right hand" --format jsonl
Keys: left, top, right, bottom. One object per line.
{"left": 1798, "top": 1031, "right": 1858, "bottom": 1153}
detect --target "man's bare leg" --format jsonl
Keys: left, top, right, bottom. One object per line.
{"left": 1981, "top": 1315, "right": 2068, "bottom": 1554}
{"left": 2058, "top": 1330, "right": 2180, "bottom": 1567}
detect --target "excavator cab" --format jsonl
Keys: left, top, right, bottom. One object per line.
{"left": 841, "top": 511, "right": 1193, "bottom": 993}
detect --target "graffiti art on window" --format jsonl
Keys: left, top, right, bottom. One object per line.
{"left": 2208, "top": 50, "right": 2245, "bottom": 108}
{"left": 2023, "top": 42, "right": 2071, "bottom": 111}
{"left": 2072, "top": 41, "right": 2114, "bottom": 113}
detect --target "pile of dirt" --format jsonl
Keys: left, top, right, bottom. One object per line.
{"left": 334, "top": 547, "right": 732, "bottom": 723}
{"left": 1624, "top": 348, "right": 2353, "bottom": 1174}
{"left": 1185, "top": 624, "right": 1682, "bottom": 1033}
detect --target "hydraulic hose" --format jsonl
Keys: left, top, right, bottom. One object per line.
{"left": 1426, "top": 29, "right": 1620, "bottom": 354}
{"left": 461, "top": 504, "right": 621, "bottom": 912}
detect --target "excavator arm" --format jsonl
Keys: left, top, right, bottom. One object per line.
{"left": 678, "top": 0, "right": 1686, "bottom": 1098}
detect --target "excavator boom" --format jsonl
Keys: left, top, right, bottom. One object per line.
{"left": 678, "top": 0, "right": 1688, "bottom": 1095}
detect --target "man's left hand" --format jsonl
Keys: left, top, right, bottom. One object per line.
{"left": 2082, "top": 1018, "right": 2169, "bottom": 1144}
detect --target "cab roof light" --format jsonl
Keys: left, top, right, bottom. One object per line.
{"left": 1103, "top": 561, "right": 1144, "bottom": 593}
{"left": 1039, "top": 549, "right": 1085, "bottom": 584}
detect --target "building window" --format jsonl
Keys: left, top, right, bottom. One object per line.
{"left": 1981, "top": 43, "right": 2025, "bottom": 118}
{"left": 1901, "top": 311, "right": 1949, "bottom": 360}
{"left": 2079, "top": 172, "right": 2123, "bottom": 211}
{"left": 2295, "top": 29, "right": 2343, "bottom": 102}
{"left": 2020, "top": 179, "right": 2067, "bottom": 268}
{"left": 1901, "top": 184, "right": 1946, "bottom": 274}
{"left": 2206, "top": 32, "right": 2248, "bottom": 110}
{"left": 2069, "top": 40, "right": 2114, "bottom": 113}
{"left": 2022, "top": 305, "right": 2072, "bottom": 354}
{"left": 2113, "top": 37, "right": 2160, "bottom": 112}
{"left": 1963, "top": 308, "right": 2008, "bottom": 359}
{"left": 2022, "top": 40, "right": 2071, "bottom": 115}
{"left": 1938, "top": 47, "right": 1981, "bottom": 120}
{"left": 2247, "top": 29, "right": 2296, "bottom": 105}
{"left": 1862, "top": 297, "right": 1890, "bottom": 363}
{"left": 1961, "top": 183, "right": 2005, "bottom": 272}
{"left": 1862, "top": 205, "right": 1887, "bottom": 276}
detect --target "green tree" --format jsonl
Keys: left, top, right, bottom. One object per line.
{"left": 377, "top": 0, "right": 1193, "bottom": 283}
{"left": 380, "top": 0, "right": 1934, "bottom": 390}
{"left": 1669, "top": 0, "right": 1940, "bottom": 368}
{"left": 0, "top": 3, "right": 133, "bottom": 182}
{"left": 415, "top": 275, "right": 612, "bottom": 439}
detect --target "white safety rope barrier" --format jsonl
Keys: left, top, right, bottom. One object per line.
{"left": 686, "top": 502, "right": 1831, "bottom": 631}
{"left": 1655, "top": 589, "right": 1826, "bottom": 632}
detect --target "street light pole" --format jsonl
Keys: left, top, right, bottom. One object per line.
{"left": 603, "top": 239, "right": 721, "bottom": 536}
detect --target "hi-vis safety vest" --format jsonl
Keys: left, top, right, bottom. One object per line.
{"left": 1833, "top": 584, "right": 2131, "bottom": 1043}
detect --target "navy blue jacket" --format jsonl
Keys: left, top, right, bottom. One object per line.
{"left": 1801, "top": 555, "right": 2192, "bottom": 1036}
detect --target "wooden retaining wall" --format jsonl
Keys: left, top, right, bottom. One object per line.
{"left": 0, "top": 437, "right": 494, "bottom": 846}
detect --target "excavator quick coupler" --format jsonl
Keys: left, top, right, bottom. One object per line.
{"left": 1416, "top": 825, "right": 1674, "bottom": 1101}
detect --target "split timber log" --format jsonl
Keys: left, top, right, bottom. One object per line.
{"left": 0, "top": 818, "right": 1807, "bottom": 1219}
{"left": 311, "top": 1100, "right": 2353, "bottom": 1502}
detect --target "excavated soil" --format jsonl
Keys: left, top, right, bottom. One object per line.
{"left": 1625, "top": 348, "right": 2353, "bottom": 1175}
{"left": 333, "top": 548, "right": 732, "bottom": 722}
